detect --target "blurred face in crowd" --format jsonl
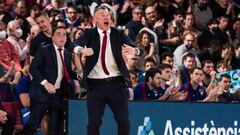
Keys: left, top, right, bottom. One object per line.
{"left": 141, "top": 33, "right": 150, "bottom": 47}
{"left": 183, "top": 33, "right": 194, "bottom": 46}
{"left": 233, "top": 20, "right": 240, "bottom": 30}
{"left": 30, "top": 8, "right": 40, "bottom": 19}
{"left": 183, "top": 56, "right": 196, "bottom": 70}
{"left": 144, "top": 62, "right": 155, "bottom": 71}
{"left": 162, "top": 56, "right": 173, "bottom": 66}
{"left": 220, "top": 76, "right": 231, "bottom": 90}
{"left": 67, "top": 7, "right": 78, "bottom": 22}
{"left": 52, "top": 28, "right": 67, "bottom": 48}
{"left": 184, "top": 14, "right": 194, "bottom": 27}
{"left": 36, "top": 15, "right": 52, "bottom": 33}
{"left": 235, "top": 47, "right": 240, "bottom": 58}
{"left": 161, "top": 68, "right": 172, "bottom": 81}
{"left": 15, "top": 1, "right": 26, "bottom": 17}
{"left": 9, "top": 20, "right": 22, "bottom": 38}
{"left": 217, "top": 64, "right": 227, "bottom": 73}
{"left": 218, "top": 17, "right": 229, "bottom": 30}
{"left": 130, "top": 72, "right": 138, "bottom": 83}
{"left": 145, "top": 6, "right": 157, "bottom": 22}
{"left": 202, "top": 62, "right": 214, "bottom": 74}
{"left": 94, "top": 8, "right": 111, "bottom": 31}
{"left": 174, "top": 13, "right": 184, "bottom": 24}
{"left": 132, "top": 8, "right": 142, "bottom": 22}
{"left": 149, "top": 72, "right": 162, "bottom": 87}
{"left": 191, "top": 69, "right": 203, "bottom": 84}
{"left": 74, "top": 29, "right": 84, "bottom": 40}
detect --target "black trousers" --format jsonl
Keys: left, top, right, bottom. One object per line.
{"left": 22, "top": 91, "right": 64, "bottom": 135}
{"left": 0, "top": 113, "right": 15, "bottom": 135}
{"left": 86, "top": 77, "right": 130, "bottom": 135}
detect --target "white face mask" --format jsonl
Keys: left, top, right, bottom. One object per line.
{"left": 15, "top": 28, "right": 23, "bottom": 38}
{"left": 0, "top": 30, "right": 6, "bottom": 39}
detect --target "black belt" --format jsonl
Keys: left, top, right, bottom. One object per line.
{"left": 87, "top": 76, "right": 123, "bottom": 83}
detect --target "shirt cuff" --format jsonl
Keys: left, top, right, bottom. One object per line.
{"left": 40, "top": 79, "right": 48, "bottom": 85}
{"left": 74, "top": 46, "right": 83, "bottom": 54}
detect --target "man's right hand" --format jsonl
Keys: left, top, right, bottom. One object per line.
{"left": 79, "top": 48, "right": 94, "bottom": 56}
{"left": 0, "top": 110, "right": 8, "bottom": 124}
{"left": 44, "top": 82, "right": 56, "bottom": 94}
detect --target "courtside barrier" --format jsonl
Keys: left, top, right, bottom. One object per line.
{"left": 68, "top": 100, "right": 240, "bottom": 135}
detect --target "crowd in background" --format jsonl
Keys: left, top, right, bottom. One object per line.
{"left": 1, "top": 0, "right": 240, "bottom": 133}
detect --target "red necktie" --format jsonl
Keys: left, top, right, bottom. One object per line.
{"left": 58, "top": 48, "right": 71, "bottom": 83}
{"left": 101, "top": 31, "right": 109, "bottom": 75}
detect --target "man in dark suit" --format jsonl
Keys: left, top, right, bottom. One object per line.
{"left": 73, "top": 5, "right": 143, "bottom": 135}
{"left": 22, "top": 26, "right": 77, "bottom": 135}
{"left": 0, "top": 103, "right": 15, "bottom": 135}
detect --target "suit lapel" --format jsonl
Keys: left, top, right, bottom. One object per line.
{"left": 94, "top": 28, "right": 100, "bottom": 58}
{"left": 49, "top": 44, "right": 58, "bottom": 69}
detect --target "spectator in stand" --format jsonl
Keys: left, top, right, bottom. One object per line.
{"left": 204, "top": 74, "right": 240, "bottom": 102}
{"left": 178, "top": 53, "right": 197, "bottom": 84}
{"left": 0, "top": 21, "right": 21, "bottom": 73}
{"left": 192, "top": 0, "right": 213, "bottom": 30}
{"left": 231, "top": 43, "right": 240, "bottom": 69}
{"left": 26, "top": 3, "right": 41, "bottom": 27}
{"left": 183, "top": 12, "right": 197, "bottom": 32}
{"left": 179, "top": 68, "right": 208, "bottom": 102}
{"left": 0, "top": 0, "right": 13, "bottom": 25}
{"left": 7, "top": 20, "right": 30, "bottom": 67}
{"left": 174, "top": 31, "right": 200, "bottom": 66}
{"left": 12, "top": 0, "right": 30, "bottom": 40}
{"left": 64, "top": 5, "right": 81, "bottom": 28}
{"left": 161, "top": 52, "right": 174, "bottom": 66}
{"left": 143, "top": 57, "right": 156, "bottom": 72}
{"left": 216, "top": 60, "right": 228, "bottom": 73}
{"left": 125, "top": 5, "right": 143, "bottom": 41}
{"left": 211, "top": 0, "right": 234, "bottom": 19}
{"left": 228, "top": 18, "right": 240, "bottom": 46}
{"left": 198, "top": 19, "right": 219, "bottom": 53}
{"left": 144, "top": 5, "right": 165, "bottom": 32}
{"left": 135, "top": 30, "right": 158, "bottom": 67}
{"left": 125, "top": 54, "right": 144, "bottom": 82}
{"left": 0, "top": 103, "right": 15, "bottom": 135}
{"left": 201, "top": 60, "right": 215, "bottom": 87}
{"left": 72, "top": 28, "right": 84, "bottom": 41}
{"left": 214, "top": 15, "right": 230, "bottom": 44}
{"left": 133, "top": 68, "right": 165, "bottom": 100}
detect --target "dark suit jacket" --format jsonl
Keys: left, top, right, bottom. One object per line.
{"left": 74, "top": 27, "right": 143, "bottom": 90}
{"left": 29, "top": 44, "right": 76, "bottom": 103}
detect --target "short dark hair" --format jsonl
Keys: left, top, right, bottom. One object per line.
{"left": 201, "top": 60, "right": 213, "bottom": 68}
{"left": 144, "top": 57, "right": 156, "bottom": 66}
{"left": 190, "top": 67, "right": 202, "bottom": 74}
{"left": 145, "top": 68, "right": 161, "bottom": 82}
{"left": 161, "top": 52, "right": 173, "bottom": 62}
{"left": 182, "top": 53, "right": 195, "bottom": 63}
{"left": 67, "top": 5, "right": 79, "bottom": 13}
{"left": 51, "top": 19, "right": 66, "bottom": 28}
{"left": 52, "top": 26, "right": 66, "bottom": 36}
{"left": 220, "top": 74, "right": 231, "bottom": 81}
{"left": 157, "top": 64, "right": 172, "bottom": 74}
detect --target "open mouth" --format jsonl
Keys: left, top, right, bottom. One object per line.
{"left": 104, "top": 22, "right": 109, "bottom": 26}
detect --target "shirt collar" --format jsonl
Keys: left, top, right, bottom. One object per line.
{"left": 53, "top": 43, "right": 65, "bottom": 51}
{"left": 97, "top": 27, "right": 111, "bottom": 35}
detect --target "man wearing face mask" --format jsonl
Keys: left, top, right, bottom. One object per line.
{"left": 173, "top": 32, "right": 201, "bottom": 67}
{"left": 192, "top": 0, "right": 213, "bottom": 30}
{"left": 0, "top": 21, "right": 22, "bottom": 73}
{"left": 7, "top": 20, "right": 29, "bottom": 67}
